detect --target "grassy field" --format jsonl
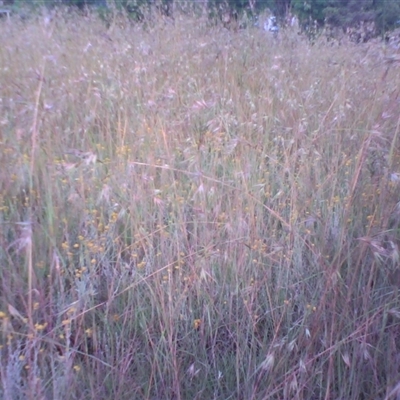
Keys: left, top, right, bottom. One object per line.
{"left": 1, "top": 9, "right": 400, "bottom": 399}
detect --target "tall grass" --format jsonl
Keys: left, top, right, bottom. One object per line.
{"left": 1, "top": 9, "right": 400, "bottom": 399}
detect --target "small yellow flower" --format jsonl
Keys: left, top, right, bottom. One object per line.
{"left": 34, "top": 322, "right": 48, "bottom": 331}
{"left": 193, "top": 319, "right": 201, "bottom": 330}
{"left": 85, "top": 328, "right": 93, "bottom": 337}
{"left": 67, "top": 307, "right": 76, "bottom": 315}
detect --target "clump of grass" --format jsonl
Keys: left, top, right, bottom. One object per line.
{"left": 1, "top": 9, "right": 400, "bottom": 399}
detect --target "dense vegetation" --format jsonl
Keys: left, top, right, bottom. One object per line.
{"left": 2, "top": 0, "right": 400, "bottom": 35}
{"left": 1, "top": 10, "right": 400, "bottom": 400}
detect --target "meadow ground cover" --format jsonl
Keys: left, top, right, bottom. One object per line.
{"left": 1, "top": 9, "right": 400, "bottom": 399}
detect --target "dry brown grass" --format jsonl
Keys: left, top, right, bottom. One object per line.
{"left": 1, "top": 9, "right": 400, "bottom": 399}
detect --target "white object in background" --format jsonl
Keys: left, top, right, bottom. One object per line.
{"left": 264, "top": 16, "right": 279, "bottom": 37}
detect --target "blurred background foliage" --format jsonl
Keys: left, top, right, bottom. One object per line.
{"left": 2, "top": 0, "right": 400, "bottom": 35}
